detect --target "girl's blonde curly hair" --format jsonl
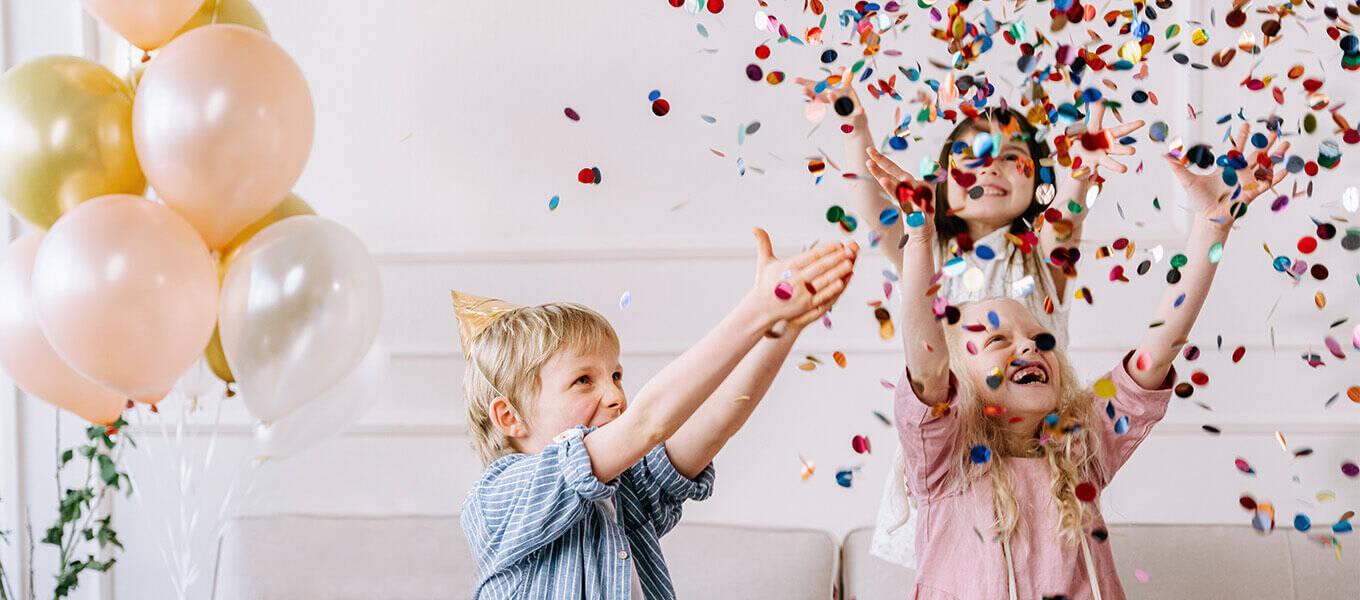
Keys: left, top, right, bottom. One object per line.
{"left": 940, "top": 298, "right": 1102, "bottom": 547}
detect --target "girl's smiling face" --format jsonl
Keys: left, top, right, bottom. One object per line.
{"left": 942, "top": 120, "right": 1038, "bottom": 237}
{"left": 954, "top": 298, "right": 1060, "bottom": 421}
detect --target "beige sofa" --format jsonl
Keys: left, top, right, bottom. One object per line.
{"left": 211, "top": 515, "right": 1356, "bottom": 599}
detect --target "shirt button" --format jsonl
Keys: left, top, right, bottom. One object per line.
{"left": 617, "top": 550, "right": 629, "bottom": 560}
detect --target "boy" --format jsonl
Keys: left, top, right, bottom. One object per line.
{"left": 458, "top": 229, "right": 857, "bottom": 599}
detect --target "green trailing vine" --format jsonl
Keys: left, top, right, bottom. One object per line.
{"left": 41, "top": 418, "right": 133, "bottom": 598}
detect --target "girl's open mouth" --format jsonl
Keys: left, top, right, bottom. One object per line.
{"left": 1009, "top": 363, "right": 1048, "bottom": 385}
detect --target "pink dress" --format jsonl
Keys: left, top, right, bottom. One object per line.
{"left": 895, "top": 352, "right": 1175, "bottom": 600}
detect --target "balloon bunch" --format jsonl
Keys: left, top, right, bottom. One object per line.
{"left": 0, "top": 0, "right": 384, "bottom": 459}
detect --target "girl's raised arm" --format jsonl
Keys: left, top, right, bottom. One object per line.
{"left": 866, "top": 150, "right": 951, "bottom": 405}
{"left": 1130, "top": 123, "right": 1288, "bottom": 389}
{"left": 797, "top": 68, "right": 906, "bottom": 274}
{"left": 1042, "top": 104, "right": 1144, "bottom": 297}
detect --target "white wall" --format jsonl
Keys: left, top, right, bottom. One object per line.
{"left": 1, "top": 1, "right": 1357, "bottom": 598}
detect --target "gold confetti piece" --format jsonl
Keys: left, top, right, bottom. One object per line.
{"left": 1317, "top": 491, "right": 1336, "bottom": 503}
{"left": 1315, "top": 292, "right": 1326, "bottom": 309}
{"left": 1275, "top": 431, "right": 1287, "bottom": 452}
{"left": 798, "top": 362, "right": 818, "bottom": 371}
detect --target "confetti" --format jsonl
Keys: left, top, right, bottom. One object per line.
{"left": 619, "top": 291, "right": 631, "bottom": 310}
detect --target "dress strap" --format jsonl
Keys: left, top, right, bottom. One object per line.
{"left": 1080, "top": 535, "right": 1103, "bottom": 600}
{"left": 1001, "top": 538, "right": 1018, "bottom": 600}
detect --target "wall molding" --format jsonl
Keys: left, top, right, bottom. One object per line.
{"left": 123, "top": 416, "right": 1360, "bottom": 439}
{"left": 370, "top": 234, "right": 1189, "bottom": 265}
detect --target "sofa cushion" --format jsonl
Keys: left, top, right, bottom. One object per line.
{"left": 839, "top": 526, "right": 915, "bottom": 600}
{"left": 661, "top": 522, "right": 838, "bottom": 600}
{"left": 212, "top": 514, "right": 475, "bottom": 600}
{"left": 213, "top": 515, "right": 838, "bottom": 600}
{"left": 1106, "top": 524, "right": 1293, "bottom": 599}
{"left": 1285, "top": 530, "right": 1359, "bottom": 600}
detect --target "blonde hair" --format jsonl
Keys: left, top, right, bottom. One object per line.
{"left": 940, "top": 299, "right": 1101, "bottom": 547}
{"left": 462, "top": 302, "right": 619, "bottom": 465}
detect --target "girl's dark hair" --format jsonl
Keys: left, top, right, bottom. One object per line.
{"left": 931, "top": 107, "right": 1051, "bottom": 248}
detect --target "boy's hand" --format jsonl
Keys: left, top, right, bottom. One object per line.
{"left": 865, "top": 147, "right": 935, "bottom": 242}
{"left": 748, "top": 229, "right": 856, "bottom": 329}
{"left": 1063, "top": 103, "right": 1144, "bottom": 181}
{"left": 1165, "top": 122, "right": 1289, "bottom": 229}
{"left": 795, "top": 67, "right": 864, "bottom": 121}
{"left": 788, "top": 241, "right": 859, "bottom": 330}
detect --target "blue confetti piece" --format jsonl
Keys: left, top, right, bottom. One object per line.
{"left": 1045, "top": 412, "right": 1060, "bottom": 426}
{"left": 1294, "top": 514, "right": 1311, "bottom": 532}
{"left": 889, "top": 136, "right": 909, "bottom": 150}
{"left": 1105, "top": 401, "right": 1116, "bottom": 419}
{"left": 696, "top": 23, "right": 708, "bottom": 38}
{"left": 969, "top": 444, "right": 992, "bottom": 464}
{"left": 700, "top": 114, "right": 717, "bottom": 124}
{"left": 879, "top": 207, "right": 900, "bottom": 226}
{"left": 1173, "top": 293, "right": 1186, "bottom": 308}
{"left": 548, "top": 195, "right": 560, "bottom": 211}
{"left": 835, "top": 469, "right": 854, "bottom": 488}
{"left": 1333, "top": 521, "right": 1353, "bottom": 533}
{"left": 987, "top": 310, "right": 1000, "bottom": 329}
{"left": 619, "top": 291, "right": 631, "bottom": 310}
{"left": 1113, "top": 415, "right": 1130, "bottom": 435}
{"left": 975, "top": 245, "right": 995, "bottom": 260}
{"left": 905, "top": 212, "right": 925, "bottom": 228}
{"left": 648, "top": 89, "right": 661, "bottom": 102}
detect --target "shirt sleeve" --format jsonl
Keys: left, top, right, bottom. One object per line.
{"left": 460, "top": 426, "right": 611, "bottom": 573}
{"left": 1091, "top": 350, "right": 1176, "bottom": 489}
{"left": 894, "top": 366, "right": 962, "bottom": 500}
{"left": 621, "top": 443, "right": 715, "bottom": 537}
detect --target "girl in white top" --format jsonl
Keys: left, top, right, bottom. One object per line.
{"left": 798, "top": 69, "right": 1144, "bottom": 568}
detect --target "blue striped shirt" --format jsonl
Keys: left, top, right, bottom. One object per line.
{"left": 461, "top": 426, "right": 715, "bottom": 599}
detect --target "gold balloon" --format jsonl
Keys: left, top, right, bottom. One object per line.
{"left": 204, "top": 325, "right": 234, "bottom": 383}
{"left": 205, "top": 192, "right": 314, "bottom": 383}
{"left": 175, "top": 0, "right": 270, "bottom": 38}
{"left": 0, "top": 56, "right": 145, "bottom": 229}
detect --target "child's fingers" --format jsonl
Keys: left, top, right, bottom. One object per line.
{"left": 797, "top": 248, "right": 851, "bottom": 282}
{"left": 1107, "top": 120, "right": 1145, "bottom": 137}
{"left": 810, "top": 260, "right": 854, "bottom": 291}
{"left": 809, "top": 277, "right": 847, "bottom": 308}
{"left": 785, "top": 241, "right": 843, "bottom": 271}
{"left": 1098, "top": 156, "right": 1128, "bottom": 174}
{"left": 1273, "top": 141, "right": 1291, "bottom": 158}
{"left": 752, "top": 228, "right": 775, "bottom": 265}
{"left": 1089, "top": 103, "right": 1105, "bottom": 129}
{"left": 1106, "top": 144, "right": 1136, "bottom": 156}
{"left": 1232, "top": 123, "right": 1250, "bottom": 153}
{"left": 867, "top": 148, "right": 915, "bottom": 183}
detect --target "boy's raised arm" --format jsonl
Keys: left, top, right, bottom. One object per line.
{"left": 583, "top": 231, "right": 855, "bottom": 482}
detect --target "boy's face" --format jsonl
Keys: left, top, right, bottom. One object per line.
{"left": 945, "top": 120, "right": 1037, "bottom": 232}
{"left": 517, "top": 343, "right": 626, "bottom": 455}
{"left": 956, "top": 299, "right": 1060, "bottom": 420}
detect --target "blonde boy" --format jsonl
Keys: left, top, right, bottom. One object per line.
{"left": 458, "top": 230, "right": 857, "bottom": 599}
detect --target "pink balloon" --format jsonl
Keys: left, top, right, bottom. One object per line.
{"left": 32, "top": 195, "right": 219, "bottom": 402}
{"left": 81, "top": 0, "right": 201, "bottom": 51}
{"left": 0, "top": 233, "right": 126, "bottom": 424}
{"left": 133, "top": 24, "right": 314, "bottom": 249}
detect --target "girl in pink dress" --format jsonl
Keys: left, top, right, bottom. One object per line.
{"left": 865, "top": 122, "right": 1289, "bottom": 599}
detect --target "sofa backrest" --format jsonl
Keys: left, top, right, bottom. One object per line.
{"left": 839, "top": 524, "right": 1357, "bottom": 600}
{"left": 212, "top": 515, "right": 838, "bottom": 600}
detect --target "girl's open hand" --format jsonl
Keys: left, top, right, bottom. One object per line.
{"left": 1065, "top": 103, "right": 1144, "bottom": 181}
{"left": 795, "top": 67, "right": 863, "bottom": 121}
{"left": 1165, "top": 122, "right": 1290, "bottom": 227}
{"left": 865, "top": 147, "right": 935, "bottom": 241}
{"left": 748, "top": 229, "right": 856, "bottom": 328}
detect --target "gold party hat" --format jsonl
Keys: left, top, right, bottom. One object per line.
{"left": 452, "top": 291, "right": 522, "bottom": 353}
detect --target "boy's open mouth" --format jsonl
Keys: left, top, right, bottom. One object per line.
{"left": 1008, "top": 363, "right": 1049, "bottom": 385}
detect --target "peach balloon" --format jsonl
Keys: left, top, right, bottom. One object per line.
{"left": 81, "top": 0, "right": 201, "bottom": 51}
{"left": 0, "top": 233, "right": 126, "bottom": 424}
{"left": 132, "top": 25, "right": 314, "bottom": 249}
{"left": 31, "top": 195, "right": 219, "bottom": 402}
